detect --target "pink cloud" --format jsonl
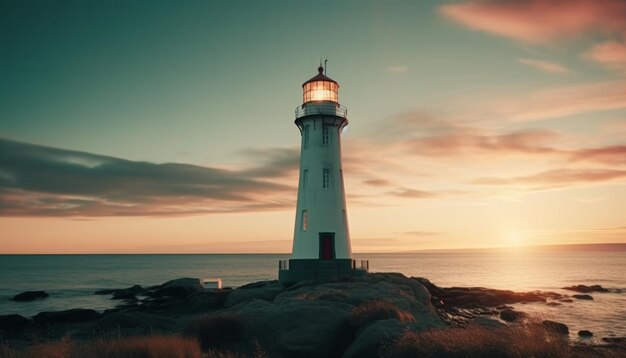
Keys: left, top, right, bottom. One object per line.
{"left": 569, "top": 145, "right": 626, "bottom": 165}
{"left": 406, "top": 129, "right": 561, "bottom": 157}
{"left": 440, "top": 0, "right": 626, "bottom": 44}
{"left": 472, "top": 168, "right": 626, "bottom": 188}
{"left": 585, "top": 40, "right": 626, "bottom": 72}
{"left": 517, "top": 58, "right": 568, "bottom": 74}
{"left": 493, "top": 81, "right": 626, "bottom": 121}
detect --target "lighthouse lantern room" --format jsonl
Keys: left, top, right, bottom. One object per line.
{"left": 279, "top": 65, "right": 368, "bottom": 284}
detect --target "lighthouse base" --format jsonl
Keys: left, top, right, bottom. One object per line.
{"left": 278, "top": 259, "right": 368, "bottom": 284}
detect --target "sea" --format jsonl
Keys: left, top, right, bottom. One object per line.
{"left": 0, "top": 251, "right": 624, "bottom": 341}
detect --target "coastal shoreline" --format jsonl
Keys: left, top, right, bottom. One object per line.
{"left": 1, "top": 273, "right": 624, "bottom": 357}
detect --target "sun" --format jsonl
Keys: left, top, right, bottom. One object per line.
{"left": 504, "top": 231, "right": 524, "bottom": 247}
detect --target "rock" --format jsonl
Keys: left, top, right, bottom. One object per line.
{"left": 469, "top": 316, "right": 507, "bottom": 330}
{"left": 154, "top": 278, "right": 203, "bottom": 298}
{"left": 33, "top": 309, "right": 101, "bottom": 324}
{"left": 188, "top": 289, "right": 231, "bottom": 311}
{"left": 562, "top": 285, "right": 609, "bottom": 293}
{"left": 224, "top": 280, "right": 284, "bottom": 307}
{"left": 602, "top": 337, "right": 626, "bottom": 344}
{"left": 11, "top": 290, "right": 49, "bottom": 302}
{"left": 95, "top": 311, "right": 173, "bottom": 331}
{"left": 414, "top": 279, "right": 556, "bottom": 309}
{"left": 560, "top": 298, "right": 574, "bottom": 303}
{"left": 496, "top": 305, "right": 513, "bottom": 310}
{"left": 343, "top": 319, "right": 407, "bottom": 358}
{"left": 578, "top": 330, "right": 593, "bottom": 337}
{"left": 572, "top": 294, "right": 593, "bottom": 300}
{"left": 224, "top": 299, "right": 353, "bottom": 357}
{"left": 542, "top": 320, "right": 569, "bottom": 335}
{"left": 111, "top": 285, "right": 145, "bottom": 300}
{"left": 0, "top": 314, "right": 30, "bottom": 331}
{"left": 500, "top": 309, "right": 525, "bottom": 322}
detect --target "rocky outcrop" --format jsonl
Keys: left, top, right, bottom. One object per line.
{"left": 153, "top": 277, "right": 204, "bottom": 298}
{"left": 0, "top": 314, "right": 30, "bottom": 331}
{"left": 11, "top": 291, "right": 49, "bottom": 302}
{"left": 224, "top": 280, "right": 283, "bottom": 307}
{"left": 572, "top": 294, "right": 594, "bottom": 300}
{"left": 562, "top": 285, "right": 609, "bottom": 293}
{"left": 186, "top": 273, "right": 442, "bottom": 357}
{"left": 500, "top": 309, "right": 525, "bottom": 322}
{"left": 578, "top": 330, "right": 593, "bottom": 337}
{"left": 542, "top": 320, "right": 569, "bottom": 335}
{"left": 415, "top": 277, "right": 561, "bottom": 308}
{"left": 33, "top": 309, "right": 101, "bottom": 324}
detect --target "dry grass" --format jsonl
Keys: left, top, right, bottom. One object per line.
{"left": 385, "top": 324, "right": 623, "bottom": 358}
{"left": 350, "top": 299, "right": 415, "bottom": 329}
{"left": 0, "top": 336, "right": 202, "bottom": 358}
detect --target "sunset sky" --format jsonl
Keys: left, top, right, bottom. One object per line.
{"left": 1, "top": 0, "right": 625, "bottom": 253}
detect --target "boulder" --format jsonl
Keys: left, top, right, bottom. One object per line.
{"left": 343, "top": 319, "right": 407, "bottom": 358}
{"left": 154, "top": 278, "right": 203, "bottom": 298}
{"left": 111, "top": 285, "right": 145, "bottom": 300}
{"left": 572, "top": 294, "right": 593, "bottom": 300}
{"left": 562, "top": 285, "right": 609, "bottom": 293}
{"left": 602, "top": 337, "right": 626, "bottom": 344}
{"left": 11, "top": 290, "right": 49, "bottom": 302}
{"left": 188, "top": 289, "right": 231, "bottom": 311}
{"left": 0, "top": 314, "right": 30, "bottom": 331}
{"left": 542, "top": 320, "right": 569, "bottom": 335}
{"left": 223, "top": 299, "right": 353, "bottom": 357}
{"left": 33, "top": 309, "right": 101, "bottom": 324}
{"left": 578, "top": 330, "right": 593, "bottom": 337}
{"left": 224, "top": 280, "right": 284, "bottom": 307}
{"left": 499, "top": 309, "right": 525, "bottom": 322}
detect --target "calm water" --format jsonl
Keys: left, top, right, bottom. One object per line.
{"left": 0, "top": 252, "right": 624, "bottom": 340}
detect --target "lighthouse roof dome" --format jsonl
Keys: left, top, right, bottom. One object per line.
{"left": 302, "top": 66, "right": 338, "bottom": 87}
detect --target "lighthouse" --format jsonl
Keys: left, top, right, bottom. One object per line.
{"left": 279, "top": 65, "right": 368, "bottom": 283}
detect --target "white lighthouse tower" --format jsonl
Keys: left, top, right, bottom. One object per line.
{"left": 279, "top": 65, "right": 368, "bottom": 283}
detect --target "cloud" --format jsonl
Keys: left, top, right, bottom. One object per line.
{"left": 238, "top": 147, "right": 300, "bottom": 178}
{"left": 400, "top": 231, "right": 440, "bottom": 237}
{"left": 471, "top": 168, "right": 626, "bottom": 188}
{"left": 390, "top": 188, "right": 439, "bottom": 199}
{"left": 363, "top": 179, "right": 392, "bottom": 187}
{"left": 440, "top": 0, "right": 626, "bottom": 44}
{"left": 0, "top": 138, "right": 295, "bottom": 217}
{"left": 584, "top": 40, "right": 626, "bottom": 73}
{"left": 518, "top": 58, "right": 568, "bottom": 74}
{"left": 569, "top": 145, "right": 626, "bottom": 165}
{"left": 492, "top": 81, "right": 626, "bottom": 122}
{"left": 387, "top": 65, "right": 408, "bottom": 73}
{"left": 406, "top": 129, "right": 560, "bottom": 157}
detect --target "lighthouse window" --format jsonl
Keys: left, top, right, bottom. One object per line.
{"left": 303, "top": 169, "right": 308, "bottom": 188}
{"left": 301, "top": 210, "right": 308, "bottom": 231}
{"left": 322, "top": 168, "right": 330, "bottom": 188}
{"left": 322, "top": 126, "right": 329, "bottom": 145}
{"left": 303, "top": 125, "right": 310, "bottom": 148}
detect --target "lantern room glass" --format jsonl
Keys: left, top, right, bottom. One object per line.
{"left": 303, "top": 80, "right": 338, "bottom": 103}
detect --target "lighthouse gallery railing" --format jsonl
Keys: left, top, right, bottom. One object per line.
{"left": 295, "top": 103, "right": 348, "bottom": 119}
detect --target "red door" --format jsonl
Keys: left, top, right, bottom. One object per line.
{"left": 320, "top": 233, "right": 335, "bottom": 260}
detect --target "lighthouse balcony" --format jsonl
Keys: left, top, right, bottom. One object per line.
{"left": 295, "top": 102, "right": 348, "bottom": 120}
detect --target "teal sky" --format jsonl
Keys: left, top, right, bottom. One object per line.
{"left": 1, "top": 0, "right": 624, "bottom": 253}
{"left": 2, "top": 0, "right": 617, "bottom": 164}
